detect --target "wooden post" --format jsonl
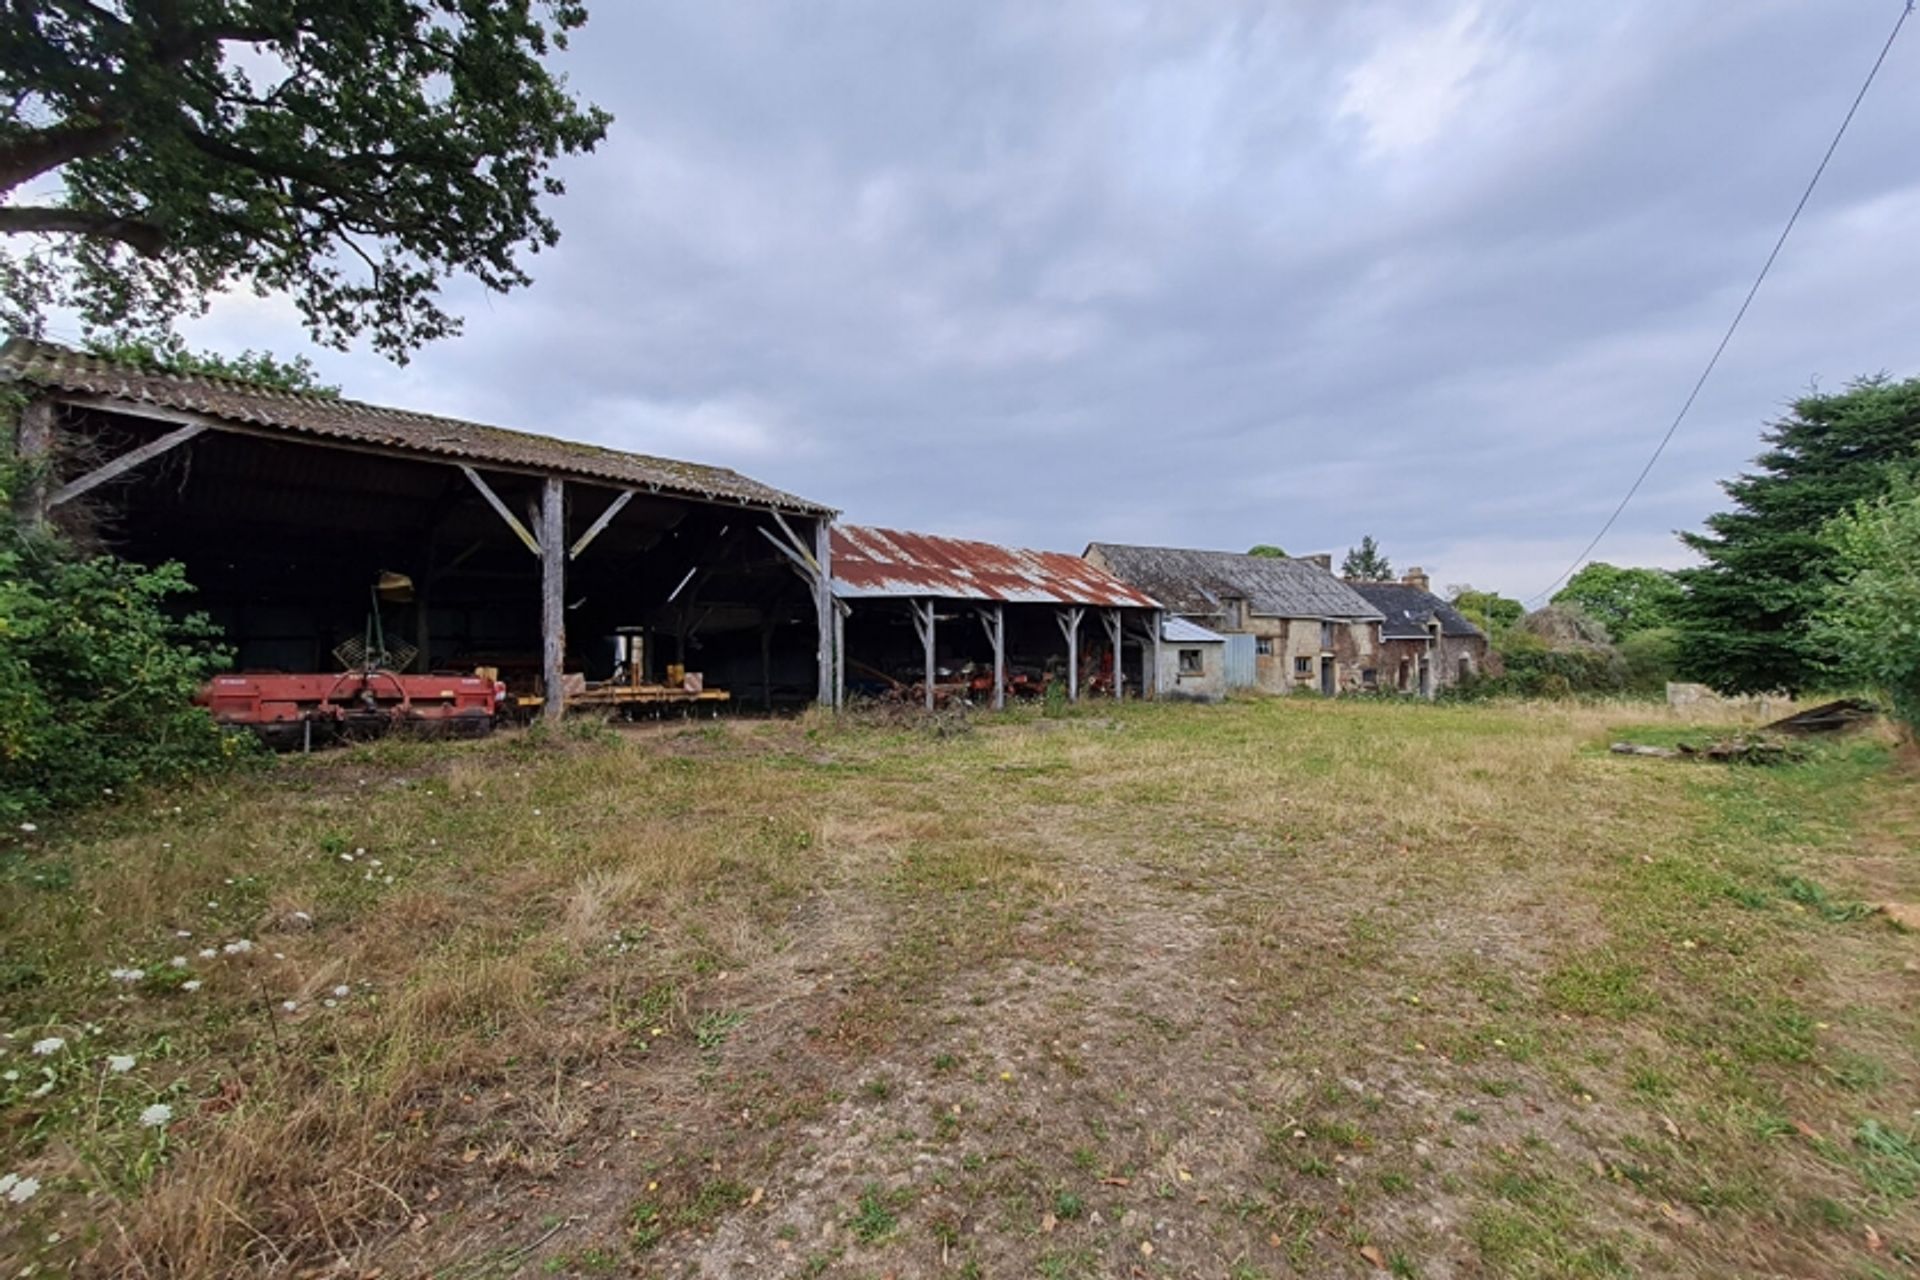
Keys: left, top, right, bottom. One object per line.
{"left": 760, "top": 615, "right": 775, "bottom": 710}
{"left": 1056, "top": 607, "right": 1083, "bottom": 703}
{"left": 813, "top": 518, "right": 835, "bottom": 707}
{"left": 977, "top": 605, "right": 1005, "bottom": 710}
{"left": 540, "top": 477, "right": 566, "bottom": 724}
{"left": 12, "top": 398, "right": 54, "bottom": 529}
{"left": 1152, "top": 610, "right": 1164, "bottom": 700}
{"left": 912, "top": 599, "right": 937, "bottom": 711}
{"left": 834, "top": 600, "right": 849, "bottom": 710}
{"left": 1105, "top": 610, "right": 1124, "bottom": 700}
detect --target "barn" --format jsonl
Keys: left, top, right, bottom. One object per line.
{"left": 3, "top": 339, "right": 839, "bottom": 720}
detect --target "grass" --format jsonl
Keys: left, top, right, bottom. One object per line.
{"left": 0, "top": 697, "right": 1915, "bottom": 1277}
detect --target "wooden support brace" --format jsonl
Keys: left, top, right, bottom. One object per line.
{"left": 834, "top": 599, "right": 850, "bottom": 710}
{"left": 540, "top": 477, "right": 566, "bottom": 723}
{"left": 1056, "top": 606, "right": 1084, "bottom": 703}
{"left": 568, "top": 489, "right": 635, "bottom": 560}
{"left": 1104, "top": 610, "right": 1125, "bottom": 700}
{"left": 50, "top": 422, "right": 205, "bottom": 507}
{"left": 813, "top": 518, "right": 835, "bottom": 708}
{"left": 912, "top": 599, "right": 937, "bottom": 712}
{"left": 976, "top": 605, "right": 1005, "bottom": 710}
{"left": 461, "top": 465, "right": 541, "bottom": 556}
{"left": 12, "top": 399, "right": 55, "bottom": 527}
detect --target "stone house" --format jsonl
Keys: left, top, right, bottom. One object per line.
{"left": 1345, "top": 569, "right": 1489, "bottom": 697}
{"left": 1084, "top": 543, "right": 1385, "bottom": 695}
{"left": 1157, "top": 615, "right": 1229, "bottom": 702}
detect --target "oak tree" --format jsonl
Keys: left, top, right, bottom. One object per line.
{"left": 1, "top": 1, "right": 612, "bottom": 360}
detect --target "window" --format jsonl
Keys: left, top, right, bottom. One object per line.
{"left": 1177, "top": 648, "right": 1204, "bottom": 676}
{"left": 1225, "top": 598, "right": 1245, "bottom": 628}
{"left": 1319, "top": 621, "right": 1335, "bottom": 649}
{"left": 1294, "top": 656, "right": 1312, "bottom": 676}
{"left": 1255, "top": 637, "right": 1273, "bottom": 657}
{"left": 1362, "top": 668, "right": 1378, "bottom": 688}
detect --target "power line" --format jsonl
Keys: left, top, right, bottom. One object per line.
{"left": 1523, "top": 0, "right": 1912, "bottom": 607}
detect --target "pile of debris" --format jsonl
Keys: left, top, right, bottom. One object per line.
{"left": 1610, "top": 736, "right": 1804, "bottom": 765}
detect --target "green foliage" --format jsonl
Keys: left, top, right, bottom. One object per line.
{"left": 1449, "top": 587, "right": 1524, "bottom": 639}
{"left": 1340, "top": 534, "right": 1392, "bottom": 581}
{"left": 1618, "top": 627, "right": 1680, "bottom": 693}
{"left": 81, "top": 336, "right": 337, "bottom": 396}
{"left": 0, "top": 456, "right": 243, "bottom": 823}
{"left": 1247, "top": 543, "right": 1287, "bottom": 558}
{"left": 1675, "top": 375, "right": 1920, "bottom": 694}
{"left": 1814, "top": 479, "right": 1920, "bottom": 730}
{"left": 1, "top": 2, "right": 612, "bottom": 360}
{"left": 1552, "top": 563, "right": 1681, "bottom": 640}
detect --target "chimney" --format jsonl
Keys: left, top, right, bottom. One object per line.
{"left": 1402, "top": 566, "right": 1430, "bottom": 592}
{"left": 1304, "top": 553, "right": 1333, "bottom": 572}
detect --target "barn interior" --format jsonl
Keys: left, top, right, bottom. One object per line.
{"left": 841, "top": 600, "right": 1151, "bottom": 702}
{"left": 44, "top": 401, "right": 832, "bottom": 711}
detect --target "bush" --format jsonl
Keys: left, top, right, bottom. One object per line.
{"left": 1619, "top": 627, "right": 1679, "bottom": 693}
{"left": 1816, "top": 479, "right": 1920, "bottom": 732}
{"left": 0, "top": 461, "right": 244, "bottom": 823}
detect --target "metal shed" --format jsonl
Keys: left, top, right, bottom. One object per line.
{"left": 829, "top": 525, "right": 1164, "bottom": 709}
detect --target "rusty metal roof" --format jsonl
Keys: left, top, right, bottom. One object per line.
{"left": 832, "top": 525, "right": 1160, "bottom": 608}
{"left": 1, "top": 338, "right": 834, "bottom": 515}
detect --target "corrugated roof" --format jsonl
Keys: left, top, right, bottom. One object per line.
{"left": 1161, "top": 616, "right": 1226, "bottom": 643}
{"left": 0, "top": 337, "right": 833, "bottom": 515}
{"left": 1345, "top": 581, "right": 1484, "bottom": 640}
{"left": 832, "top": 525, "right": 1160, "bottom": 608}
{"left": 1086, "top": 543, "right": 1383, "bottom": 620}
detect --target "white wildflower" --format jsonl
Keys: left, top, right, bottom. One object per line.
{"left": 280, "top": 1001, "right": 297, "bottom": 1013}
{"left": 29, "top": 1081, "right": 52, "bottom": 1099}
{"left": 29, "top": 1038, "right": 63, "bottom": 1057}
{"left": 137, "top": 1103, "right": 172, "bottom": 1129}
{"left": 180, "top": 980, "right": 202, "bottom": 993}
{"left": 332, "top": 985, "right": 350, "bottom": 999}
{"left": 170, "top": 956, "right": 189, "bottom": 969}
{"left": 197, "top": 948, "right": 217, "bottom": 960}
{"left": 105, "top": 1055, "right": 135, "bottom": 1074}
{"left": 4, "top": 1175, "right": 38, "bottom": 1204}
{"left": 339, "top": 853, "right": 354, "bottom": 862}
{"left": 109, "top": 968, "right": 145, "bottom": 983}
{"left": 18, "top": 822, "right": 36, "bottom": 834}
{"left": 221, "top": 940, "right": 252, "bottom": 955}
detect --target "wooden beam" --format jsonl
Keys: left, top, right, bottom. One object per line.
{"left": 540, "top": 477, "right": 566, "bottom": 724}
{"left": 1056, "top": 607, "right": 1084, "bottom": 704}
{"left": 460, "top": 464, "right": 541, "bottom": 556}
{"left": 977, "top": 605, "right": 1005, "bottom": 710}
{"left": 813, "top": 518, "right": 835, "bottom": 707}
{"left": 11, "top": 398, "right": 54, "bottom": 527}
{"left": 912, "top": 599, "right": 936, "bottom": 712}
{"left": 1153, "top": 610, "right": 1164, "bottom": 700}
{"left": 49, "top": 421, "right": 205, "bottom": 507}
{"left": 568, "top": 488, "right": 634, "bottom": 560}
{"left": 1105, "top": 609, "right": 1124, "bottom": 701}
{"left": 834, "top": 599, "right": 850, "bottom": 710}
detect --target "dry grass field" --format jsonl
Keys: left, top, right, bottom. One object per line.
{"left": 1, "top": 697, "right": 1916, "bottom": 1279}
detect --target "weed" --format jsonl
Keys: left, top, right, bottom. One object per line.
{"left": 847, "top": 1183, "right": 904, "bottom": 1243}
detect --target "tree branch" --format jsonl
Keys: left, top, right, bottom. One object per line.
{"left": 0, "top": 121, "right": 127, "bottom": 194}
{"left": 0, "top": 206, "right": 166, "bottom": 257}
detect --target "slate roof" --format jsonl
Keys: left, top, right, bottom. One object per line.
{"left": 1085, "top": 543, "right": 1382, "bottom": 620}
{"left": 0, "top": 337, "right": 833, "bottom": 515}
{"left": 832, "top": 526, "right": 1160, "bottom": 608}
{"left": 1346, "top": 581, "right": 1484, "bottom": 640}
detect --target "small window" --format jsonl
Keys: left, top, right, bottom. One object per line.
{"left": 1294, "top": 656, "right": 1312, "bottom": 676}
{"left": 1362, "top": 668, "right": 1378, "bottom": 688}
{"left": 1178, "top": 648, "right": 1204, "bottom": 676}
{"left": 1319, "top": 621, "right": 1335, "bottom": 649}
{"left": 1255, "top": 637, "right": 1274, "bottom": 657}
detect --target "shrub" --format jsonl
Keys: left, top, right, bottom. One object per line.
{"left": 0, "top": 459, "right": 244, "bottom": 823}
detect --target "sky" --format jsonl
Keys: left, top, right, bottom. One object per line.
{"left": 143, "top": 1, "right": 1920, "bottom": 600}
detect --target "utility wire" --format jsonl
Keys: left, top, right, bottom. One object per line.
{"left": 1523, "top": 0, "right": 1912, "bottom": 607}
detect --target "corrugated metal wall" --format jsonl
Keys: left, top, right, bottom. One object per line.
{"left": 1223, "top": 634, "right": 1257, "bottom": 689}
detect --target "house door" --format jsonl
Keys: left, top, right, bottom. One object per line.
{"left": 1319, "top": 656, "right": 1335, "bottom": 696}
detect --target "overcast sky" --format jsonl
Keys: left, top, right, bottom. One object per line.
{"left": 153, "top": 1, "right": 1919, "bottom": 600}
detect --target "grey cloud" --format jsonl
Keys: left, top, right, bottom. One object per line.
{"left": 181, "top": 0, "right": 1920, "bottom": 597}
